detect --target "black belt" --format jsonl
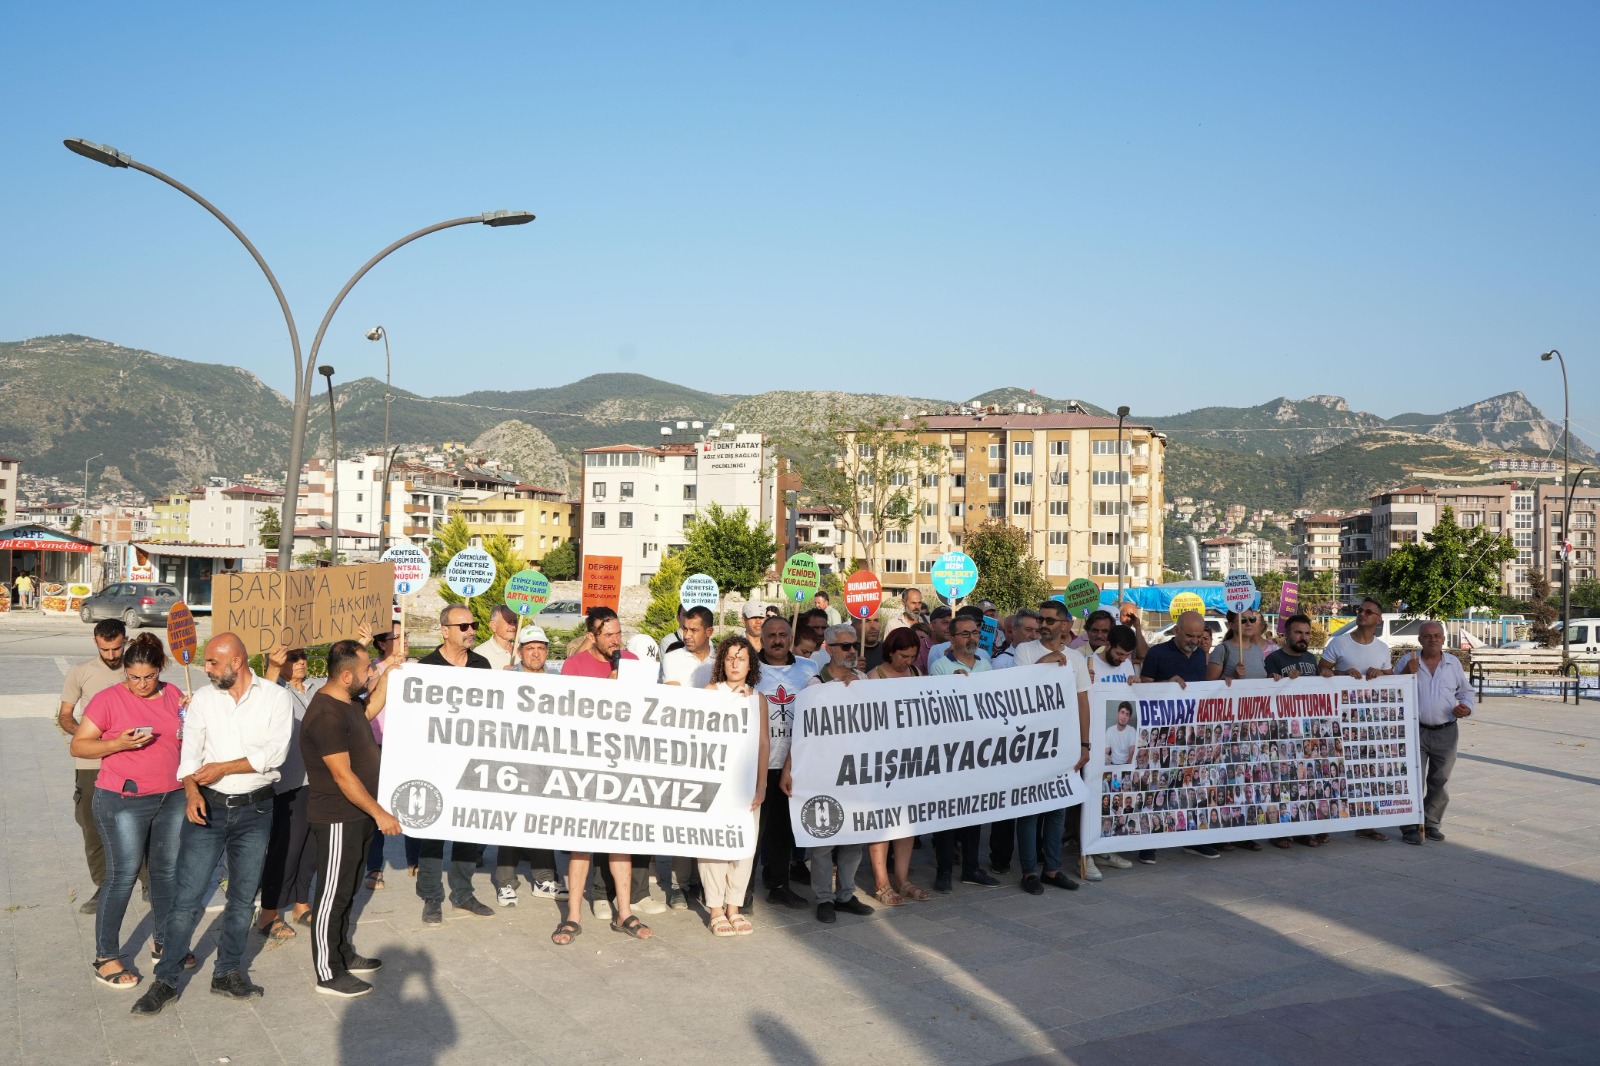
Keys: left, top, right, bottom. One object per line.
{"left": 1419, "top": 720, "right": 1458, "bottom": 731}
{"left": 201, "top": 784, "right": 275, "bottom": 807}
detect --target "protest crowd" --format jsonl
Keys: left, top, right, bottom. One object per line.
{"left": 56, "top": 580, "right": 1470, "bottom": 1016}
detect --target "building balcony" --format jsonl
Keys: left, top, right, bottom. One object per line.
{"left": 404, "top": 503, "right": 429, "bottom": 514}
{"left": 403, "top": 524, "right": 431, "bottom": 536}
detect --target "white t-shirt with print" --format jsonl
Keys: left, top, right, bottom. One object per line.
{"left": 752, "top": 657, "right": 819, "bottom": 769}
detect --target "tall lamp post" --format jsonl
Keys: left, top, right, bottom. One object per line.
{"left": 365, "top": 326, "right": 393, "bottom": 552}
{"left": 319, "top": 366, "right": 338, "bottom": 564}
{"left": 82, "top": 453, "right": 103, "bottom": 522}
{"left": 1541, "top": 350, "right": 1571, "bottom": 658}
{"left": 63, "top": 138, "right": 534, "bottom": 572}
{"left": 1116, "top": 406, "right": 1130, "bottom": 602}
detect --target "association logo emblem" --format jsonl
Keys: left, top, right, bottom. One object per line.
{"left": 392, "top": 779, "right": 444, "bottom": 829}
{"left": 770, "top": 684, "right": 797, "bottom": 722}
{"left": 800, "top": 795, "right": 845, "bottom": 839}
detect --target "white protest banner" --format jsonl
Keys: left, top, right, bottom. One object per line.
{"left": 787, "top": 665, "right": 1084, "bottom": 847}
{"left": 377, "top": 664, "right": 760, "bottom": 859}
{"left": 1080, "top": 676, "right": 1421, "bottom": 854}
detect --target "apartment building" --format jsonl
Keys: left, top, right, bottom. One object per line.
{"left": 1293, "top": 513, "right": 1343, "bottom": 574}
{"left": 833, "top": 412, "right": 1165, "bottom": 593}
{"left": 298, "top": 455, "right": 462, "bottom": 557}
{"left": 188, "top": 485, "right": 282, "bottom": 549}
{"left": 0, "top": 456, "right": 17, "bottom": 525}
{"left": 795, "top": 506, "right": 843, "bottom": 573}
{"left": 151, "top": 494, "right": 191, "bottom": 542}
{"left": 581, "top": 433, "right": 776, "bottom": 585}
{"left": 1201, "top": 534, "right": 1276, "bottom": 578}
{"left": 1338, "top": 510, "right": 1373, "bottom": 604}
{"left": 454, "top": 485, "right": 576, "bottom": 562}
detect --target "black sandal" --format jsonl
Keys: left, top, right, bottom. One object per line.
{"left": 610, "top": 914, "right": 652, "bottom": 939}
{"left": 150, "top": 942, "right": 198, "bottom": 969}
{"left": 92, "top": 957, "right": 141, "bottom": 989}
{"left": 550, "top": 920, "right": 582, "bottom": 946}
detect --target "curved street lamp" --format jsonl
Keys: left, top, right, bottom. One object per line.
{"left": 1541, "top": 350, "right": 1571, "bottom": 659}
{"left": 63, "top": 138, "right": 534, "bottom": 571}
{"left": 366, "top": 326, "right": 394, "bottom": 553}
{"left": 319, "top": 365, "right": 338, "bottom": 563}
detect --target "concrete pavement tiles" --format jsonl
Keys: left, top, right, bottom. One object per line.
{"left": 0, "top": 695, "right": 1596, "bottom": 1065}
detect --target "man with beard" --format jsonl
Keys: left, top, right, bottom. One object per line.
{"left": 57, "top": 618, "right": 141, "bottom": 913}
{"left": 1265, "top": 615, "right": 1320, "bottom": 680}
{"left": 133, "top": 633, "right": 294, "bottom": 1014}
{"left": 751, "top": 615, "right": 818, "bottom": 908}
{"left": 299, "top": 639, "right": 404, "bottom": 997}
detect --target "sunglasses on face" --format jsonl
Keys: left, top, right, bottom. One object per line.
{"left": 1241, "top": 617, "right": 1259, "bottom": 624}
{"left": 830, "top": 641, "right": 859, "bottom": 650}
{"left": 445, "top": 622, "right": 475, "bottom": 632}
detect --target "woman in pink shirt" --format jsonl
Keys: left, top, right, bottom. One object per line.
{"left": 71, "top": 633, "right": 191, "bottom": 989}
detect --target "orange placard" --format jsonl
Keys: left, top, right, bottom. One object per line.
{"left": 581, "top": 555, "right": 623, "bottom": 614}
{"left": 166, "top": 602, "right": 198, "bottom": 665}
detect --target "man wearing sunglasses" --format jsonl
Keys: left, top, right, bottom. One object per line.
{"left": 413, "top": 605, "right": 496, "bottom": 922}
{"left": 1320, "top": 597, "right": 1394, "bottom": 843}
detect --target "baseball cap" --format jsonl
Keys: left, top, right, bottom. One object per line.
{"left": 929, "top": 605, "right": 953, "bottom": 620}
{"left": 516, "top": 624, "right": 548, "bottom": 646}
{"left": 741, "top": 601, "right": 767, "bottom": 619}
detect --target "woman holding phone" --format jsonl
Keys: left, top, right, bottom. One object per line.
{"left": 70, "top": 633, "right": 189, "bottom": 988}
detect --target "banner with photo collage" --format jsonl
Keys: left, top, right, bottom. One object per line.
{"left": 1080, "top": 676, "right": 1421, "bottom": 853}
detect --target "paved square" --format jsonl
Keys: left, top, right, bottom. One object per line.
{"left": 2, "top": 695, "right": 1596, "bottom": 1065}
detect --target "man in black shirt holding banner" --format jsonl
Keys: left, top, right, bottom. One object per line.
{"left": 301, "top": 639, "right": 404, "bottom": 998}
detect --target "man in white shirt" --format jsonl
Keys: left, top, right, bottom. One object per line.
{"left": 136, "top": 633, "right": 292, "bottom": 1011}
{"left": 661, "top": 607, "right": 716, "bottom": 687}
{"left": 813, "top": 590, "right": 842, "bottom": 627}
{"left": 741, "top": 600, "right": 768, "bottom": 645}
{"left": 1089, "top": 626, "right": 1142, "bottom": 684}
{"left": 1106, "top": 701, "right": 1138, "bottom": 765}
{"left": 1393, "top": 621, "right": 1473, "bottom": 845}
{"left": 752, "top": 616, "right": 818, "bottom": 909}
{"left": 1320, "top": 599, "right": 1393, "bottom": 681}
{"left": 476, "top": 605, "right": 518, "bottom": 670}
{"left": 993, "top": 609, "right": 1040, "bottom": 669}
{"left": 883, "top": 588, "right": 924, "bottom": 635}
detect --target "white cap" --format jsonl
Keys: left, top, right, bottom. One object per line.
{"left": 516, "top": 624, "right": 548, "bottom": 646}
{"left": 741, "top": 600, "right": 767, "bottom": 618}
{"left": 626, "top": 634, "right": 660, "bottom": 660}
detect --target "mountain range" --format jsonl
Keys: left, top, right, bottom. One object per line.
{"left": 2, "top": 335, "right": 1589, "bottom": 516}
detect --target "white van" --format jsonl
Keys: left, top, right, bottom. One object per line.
{"left": 1556, "top": 619, "right": 1600, "bottom": 655}
{"left": 1328, "top": 613, "right": 1428, "bottom": 651}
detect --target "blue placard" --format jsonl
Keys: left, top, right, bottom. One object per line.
{"left": 979, "top": 615, "right": 999, "bottom": 654}
{"left": 929, "top": 551, "right": 979, "bottom": 602}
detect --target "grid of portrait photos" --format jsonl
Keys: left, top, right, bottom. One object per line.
{"left": 1093, "top": 684, "right": 1416, "bottom": 842}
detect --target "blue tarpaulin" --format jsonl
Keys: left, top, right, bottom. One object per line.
{"left": 1095, "top": 581, "right": 1246, "bottom": 614}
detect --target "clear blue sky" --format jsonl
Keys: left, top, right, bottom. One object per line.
{"left": 3, "top": 2, "right": 1596, "bottom": 432}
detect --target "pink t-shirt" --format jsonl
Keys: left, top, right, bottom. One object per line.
{"left": 559, "top": 650, "right": 639, "bottom": 678}
{"left": 84, "top": 682, "right": 186, "bottom": 796}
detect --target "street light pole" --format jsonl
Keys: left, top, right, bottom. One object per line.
{"left": 1116, "top": 406, "right": 1130, "bottom": 602}
{"left": 82, "top": 453, "right": 102, "bottom": 528}
{"left": 320, "top": 366, "right": 338, "bottom": 564}
{"left": 366, "top": 326, "right": 392, "bottom": 553}
{"left": 63, "top": 138, "right": 534, "bottom": 573}
{"left": 1542, "top": 350, "right": 1570, "bottom": 658}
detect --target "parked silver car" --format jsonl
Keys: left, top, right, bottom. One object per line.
{"left": 532, "top": 599, "right": 585, "bottom": 632}
{"left": 79, "top": 582, "right": 182, "bottom": 627}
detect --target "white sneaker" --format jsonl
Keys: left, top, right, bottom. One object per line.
{"left": 591, "top": 896, "right": 612, "bottom": 922}
{"left": 634, "top": 894, "right": 668, "bottom": 915}
{"left": 1082, "top": 856, "right": 1103, "bottom": 882}
{"left": 496, "top": 884, "right": 517, "bottom": 907}
{"left": 1101, "top": 853, "right": 1133, "bottom": 870}
{"left": 529, "top": 879, "right": 569, "bottom": 901}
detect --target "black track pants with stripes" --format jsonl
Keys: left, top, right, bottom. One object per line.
{"left": 311, "top": 818, "right": 374, "bottom": 983}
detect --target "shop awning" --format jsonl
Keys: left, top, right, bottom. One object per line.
{"left": 0, "top": 524, "right": 95, "bottom": 553}
{"left": 131, "top": 542, "right": 266, "bottom": 560}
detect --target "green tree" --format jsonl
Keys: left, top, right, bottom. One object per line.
{"left": 294, "top": 546, "right": 346, "bottom": 566}
{"left": 964, "top": 520, "right": 1053, "bottom": 613}
{"left": 256, "top": 507, "right": 281, "bottom": 551}
{"left": 1357, "top": 506, "right": 1516, "bottom": 618}
{"left": 537, "top": 539, "right": 579, "bottom": 581}
{"left": 429, "top": 514, "right": 471, "bottom": 575}
{"left": 678, "top": 502, "right": 778, "bottom": 601}
{"left": 437, "top": 530, "right": 522, "bottom": 642}
{"left": 642, "top": 553, "right": 688, "bottom": 639}
{"left": 1571, "top": 577, "right": 1600, "bottom": 615}
{"left": 1300, "top": 568, "right": 1337, "bottom": 613}
{"left": 1255, "top": 570, "right": 1287, "bottom": 615}
{"left": 789, "top": 414, "right": 945, "bottom": 576}
{"left": 70, "top": 515, "right": 83, "bottom": 534}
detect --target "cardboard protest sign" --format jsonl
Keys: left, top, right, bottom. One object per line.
{"left": 843, "top": 570, "right": 883, "bottom": 619}
{"left": 1224, "top": 569, "right": 1257, "bottom": 613}
{"left": 1063, "top": 577, "right": 1101, "bottom": 619}
{"left": 383, "top": 545, "right": 429, "bottom": 597}
{"left": 166, "top": 602, "right": 198, "bottom": 665}
{"left": 780, "top": 553, "right": 820, "bottom": 603}
{"left": 787, "top": 665, "right": 1084, "bottom": 847}
{"left": 581, "top": 555, "right": 622, "bottom": 613}
{"left": 1170, "top": 591, "right": 1205, "bottom": 616}
{"left": 1081, "top": 676, "right": 1421, "bottom": 853}
{"left": 445, "top": 548, "right": 496, "bottom": 599}
{"left": 376, "top": 665, "right": 759, "bottom": 858}
{"left": 679, "top": 573, "right": 719, "bottom": 613}
{"left": 929, "top": 551, "right": 978, "bottom": 603}
{"left": 214, "top": 563, "right": 393, "bottom": 655}
{"left": 504, "top": 569, "right": 552, "bottom": 617}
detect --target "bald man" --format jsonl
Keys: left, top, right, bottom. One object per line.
{"left": 134, "top": 633, "right": 293, "bottom": 1015}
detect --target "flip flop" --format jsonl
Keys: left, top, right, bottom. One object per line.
{"left": 550, "top": 919, "right": 582, "bottom": 946}
{"left": 295, "top": 910, "right": 315, "bottom": 927}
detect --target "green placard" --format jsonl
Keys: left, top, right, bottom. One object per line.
{"left": 1063, "top": 577, "right": 1102, "bottom": 618}
{"left": 780, "top": 552, "right": 821, "bottom": 602}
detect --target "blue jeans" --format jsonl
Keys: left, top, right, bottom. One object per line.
{"left": 1017, "top": 807, "right": 1065, "bottom": 876}
{"left": 90, "top": 788, "right": 184, "bottom": 963}
{"left": 416, "top": 839, "right": 484, "bottom": 905}
{"left": 155, "top": 791, "right": 273, "bottom": 982}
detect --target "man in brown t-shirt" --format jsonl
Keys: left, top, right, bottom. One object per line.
{"left": 301, "top": 638, "right": 402, "bottom": 998}
{"left": 57, "top": 619, "right": 139, "bottom": 913}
